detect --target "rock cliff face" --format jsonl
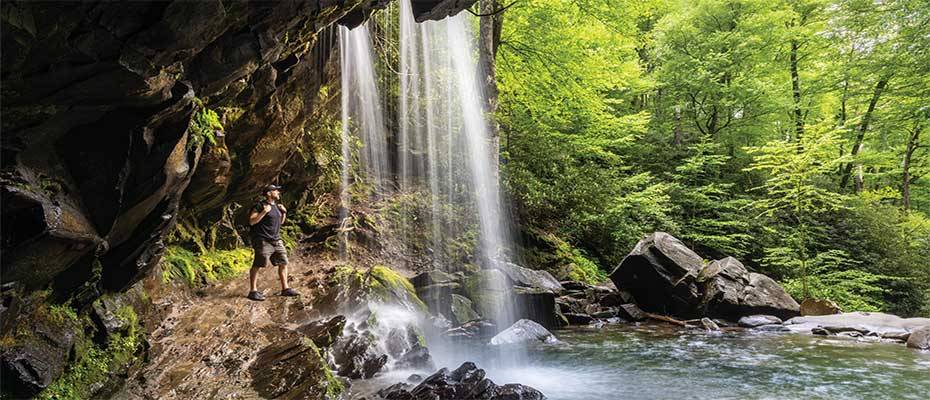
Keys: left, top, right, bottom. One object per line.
{"left": 0, "top": 0, "right": 473, "bottom": 304}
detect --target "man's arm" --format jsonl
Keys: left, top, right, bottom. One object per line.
{"left": 278, "top": 204, "right": 287, "bottom": 224}
{"left": 249, "top": 203, "right": 272, "bottom": 225}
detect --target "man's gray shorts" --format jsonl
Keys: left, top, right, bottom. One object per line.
{"left": 252, "top": 239, "right": 288, "bottom": 268}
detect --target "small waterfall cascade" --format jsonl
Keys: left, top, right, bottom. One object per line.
{"left": 338, "top": 0, "right": 521, "bottom": 371}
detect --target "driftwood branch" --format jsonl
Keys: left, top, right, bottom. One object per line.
{"left": 643, "top": 312, "right": 690, "bottom": 327}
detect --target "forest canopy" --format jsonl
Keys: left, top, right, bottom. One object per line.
{"left": 496, "top": 0, "right": 930, "bottom": 316}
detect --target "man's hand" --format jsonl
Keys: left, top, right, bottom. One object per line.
{"left": 249, "top": 203, "right": 271, "bottom": 226}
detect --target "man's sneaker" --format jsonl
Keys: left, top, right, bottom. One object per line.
{"left": 280, "top": 288, "right": 299, "bottom": 297}
{"left": 247, "top": 291, "right": 265, "bottom": 301}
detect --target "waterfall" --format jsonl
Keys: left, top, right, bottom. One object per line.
{"left": 338, "top": 0, "right": 521, "bottom": 371}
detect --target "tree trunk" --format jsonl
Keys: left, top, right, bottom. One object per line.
{"left": 840, "top": 77, "right": 890, "bottom": 190}
{"left": 903, "top": 124, "right": 922, "bottom": 211}
{"left": 478, "top": 0, "right": 503, "bottom": 176}
{"left": 790, "top": 39, "right": 804, "bottom": 145}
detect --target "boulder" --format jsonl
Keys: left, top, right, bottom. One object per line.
{"left": 738, "top": 315, "right": 782, "bottom": 328}
{"left": 738, "top": 273, "right": 800, "bottom": 320}
{"left": 377, "top": 362, "right": 547, "bottom": 400}
{"left": 906, "top": 326, "right": 930, "bottom": 350}
{"left": 332, "top": 332, "right": 387, "bottom": 379}
{"left": 701, "top": 257, "right": 751, "bottom": 315}
{"left": 416, "top": 283, "right": 460, "bottom": 321}
{"left": 395, "top": 344, "right": 434, "bottom": 370}
{"left": 617, "top": 303, "right": 647, "bottom": 321}
{"left": 0, "top": 298, "right": 84, "bottom": 398}
{"left": 495, "top": 262, "right": 564, "bottom": 292}
{"left": 444, "top": 319, "right": 498, "bottom": 340}
{"left": 513, "top": 287, "right": 565, "bottom": 329}
{"left": 556, "top": 296, "right": 586, "bottom": 314}
{"left": 800, "top": 298, "right": 842, "bottom": 316}
{"left": 462, "top": 270, "right": 512, "bottom": 324}
{"left": 296, "top": 315, "right": 346, "bottom": 348}
{"left": 564, "top": 313, "right": 595, "bottom": 325}
{"left": 609, "top": 232, "right": 705, "bottom": 317}
{"left": 598, "top": 290, "right": 633, "bottom": 307}
{"left": 700, "top": 317, "right": 720, "bottom": 331}
{"left": 411, "top": 270, "right": 459, "bottom": 288}
{"left": 489, "top": 319, "right": 558, "bottom": 346}
{"left": 451, "top": 294, "right": 481, "bottom": 325}
{"left": 250, "top": 338, "right": 344, "bottom": 399}
{"left": 610, "top": 233, "right": 799, "bottom": 320}
{"left": 559, "top": 281, "right": 592, "bottom": 291}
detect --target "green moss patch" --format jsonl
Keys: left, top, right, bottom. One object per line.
{"left": 161, "top": 246, "right": 252, "bottom": 286}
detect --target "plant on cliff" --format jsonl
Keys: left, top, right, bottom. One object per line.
{"left": 187, "top": 101, "right": 223, "bottom": 151}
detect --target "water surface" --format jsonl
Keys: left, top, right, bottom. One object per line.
{"left": 353, "top": 323, "right": 930, "bottom": 400}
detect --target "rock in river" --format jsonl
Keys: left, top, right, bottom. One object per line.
{"left": 785, "top": 312, "right": 930, "bottom": 338}
{"left": 906, "top": 326, "right": 930, "bottom": 350}
{"left": 738, "top": 315, "right": 783, "bottom": 328}
{"left": 490, "top": 319, "right": 558, "bottom": 346}
{"left": 377, "top": 362, "right": 546, "bottom": 400}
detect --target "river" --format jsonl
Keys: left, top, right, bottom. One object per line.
{"left": 351, "top": 323, "right": 930, "bottom": 399}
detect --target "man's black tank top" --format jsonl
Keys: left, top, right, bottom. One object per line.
{"left": 250, "top": 201, "right": 282, "bottom": 242}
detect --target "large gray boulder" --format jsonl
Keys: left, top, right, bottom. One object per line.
{"left": 495, "top": 262, "right": 564, "bottom": 292}
{"left": 610, "top": 233, "right": 799, "bottom": 319}
{"left": 609, "top": 232, "right": 705, "bottom": 317}
{"left": 738, "top": 273, "right": 800, "bottom": 320}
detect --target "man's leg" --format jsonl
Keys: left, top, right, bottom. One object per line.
{"left": 273, "top": 240, "right": 298, "bottom": 296}
{"left": 248, "top": 241, "right": 272, "bottom": 300}
{"left": 249, "top": 266, "right": 260, "bottom": 292}
{"left": 277, "top": 263, "right": 289, "bottom": 291}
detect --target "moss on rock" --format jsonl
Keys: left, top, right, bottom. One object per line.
{"left": 161, "top": 245, "right": 252, "bottom": 286}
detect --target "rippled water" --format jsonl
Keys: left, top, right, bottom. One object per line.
{"left": 351, "top": 323, "right": 930, "bottom": 400}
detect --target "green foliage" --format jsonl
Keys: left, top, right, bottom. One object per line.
{"left": 498, "top": 0, "right": 930, "bottom": 314}
{"left": 778, "top": 249, "right": 889, "bottom": 312}
{"left": 161, "top": 246, "right": 252, "bottom": 286}
{"left": 187, "top": 101, "right": 223, "bottom": 150}
{"left": 522, "top": 228, "right": 607, "bottom": 283}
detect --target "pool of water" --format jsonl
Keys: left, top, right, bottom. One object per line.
{"left": 350, "top": 323, "right": 930, "bottom": 400}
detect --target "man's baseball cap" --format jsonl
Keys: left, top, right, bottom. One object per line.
{"left": 262, "top": 184, "right": 282, "bottom": 193}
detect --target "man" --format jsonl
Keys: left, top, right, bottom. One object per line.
{"left": 247, "top": 184, "right": 299, "bottom": 301}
